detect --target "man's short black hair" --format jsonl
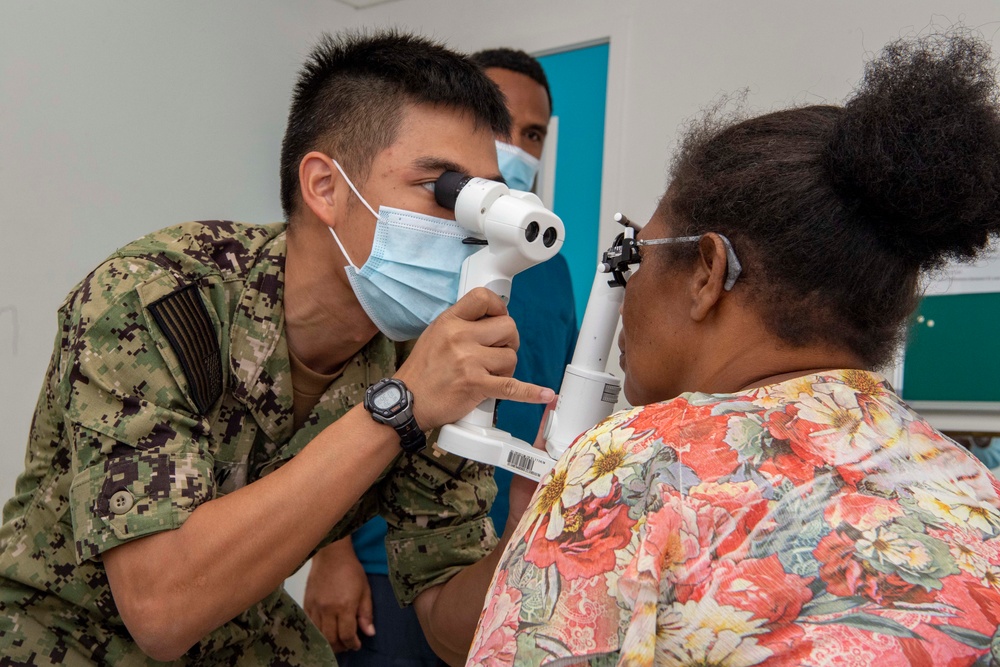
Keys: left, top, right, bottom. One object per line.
{"left": 280, "top": 30, "right": 512, "bottom": 220}
{"left": 470, "top": 48, "right": 553, "bottom": 115}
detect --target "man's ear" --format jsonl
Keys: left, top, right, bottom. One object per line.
{"left": 689, "top": 233, "right": 729, "bottom": 322}
{"left": 298, "top": 151, "right": 341, "bottom": 228}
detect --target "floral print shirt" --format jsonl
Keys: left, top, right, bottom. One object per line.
{"left": 468, "top": 370, "right": 1000, "bottom": 666}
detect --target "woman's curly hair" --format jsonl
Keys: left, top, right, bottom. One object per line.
{"left": 667, "top": 31, "right": 1000, "bottom": 367}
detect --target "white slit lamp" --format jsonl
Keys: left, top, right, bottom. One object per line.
{"left": 433, "top": 170, "right": 638, "bottom": 481}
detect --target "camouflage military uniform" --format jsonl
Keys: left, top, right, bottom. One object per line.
{"left": 0, "top": 221, "right": 498, "bottom": 666}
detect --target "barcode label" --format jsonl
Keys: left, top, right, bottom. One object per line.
{"left": 507, "top": 450, "right": 539, "bottom": 474}
{"left": 602, "top": 383, "right": 621, "bottom": 404}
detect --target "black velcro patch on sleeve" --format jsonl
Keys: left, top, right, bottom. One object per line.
{"left": 148, "top": 285, "right": 222, "bottom": 415}
{"left": 417, "top": 434, "right": 469, "bottom": 478}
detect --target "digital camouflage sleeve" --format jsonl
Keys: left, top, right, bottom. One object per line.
{"left": 0, "top": 221, "right": 498, "bottom": 665}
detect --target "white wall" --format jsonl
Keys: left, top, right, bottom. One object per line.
{"left": 3, "top": 0, "right": 999, "bottom": 599}
{"left": 0, "top": 0, "right": 351, "bottom": 492}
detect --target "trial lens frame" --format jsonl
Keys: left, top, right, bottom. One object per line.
{"left": 600, "top": 213, "right": 742, "bottom": 291}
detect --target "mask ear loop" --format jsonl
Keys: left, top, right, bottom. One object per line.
{"left": 328, "top": 159, "right": 380, "bottom": 271}
{"left": 717, "top": 234, "right": 742, "bottom": 291}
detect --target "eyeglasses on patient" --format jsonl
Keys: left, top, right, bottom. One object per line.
{"left": 601, "top": 213, "right": 742, "bottom": 291}
{"left": 637, "top": 235, "right": 742, "bottom": 291}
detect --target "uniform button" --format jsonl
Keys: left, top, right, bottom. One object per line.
{"left": 109, "top": 490, "right": 134, "bottom": 515}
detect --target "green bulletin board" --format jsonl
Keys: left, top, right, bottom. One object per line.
{"left": 902, "top": 292, "right": 1000, "bottom": 402}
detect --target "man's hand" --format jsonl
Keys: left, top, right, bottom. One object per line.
{"left": 396, "top": 287, "right": 554, "bottom": 430}
{"left": 304, "top": 538, "right": 375, "bottom": 652}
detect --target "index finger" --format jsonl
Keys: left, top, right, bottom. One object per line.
{"left": 486, "top": 376, "right": 555, "bottom": 405}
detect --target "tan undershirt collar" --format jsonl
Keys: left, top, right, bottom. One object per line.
{"left": 289, "top": 347, "right": 347, "bottom": 431}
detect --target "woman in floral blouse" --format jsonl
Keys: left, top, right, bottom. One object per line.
{"left": 469, "top": 32, "right": 1000, "bottom": 666}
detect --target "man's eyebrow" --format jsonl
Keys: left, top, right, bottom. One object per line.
{"left": 414, "top": 156, "right": 467, "bottom": 174}
{"left": 413, "top": 156, "right": 504, "bottom": 183}
{"left": 524, "top": 123, "right": 548, "bottom": 135}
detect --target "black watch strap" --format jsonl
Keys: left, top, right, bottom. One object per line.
{"left": 395, "top": 415, "right": 426, "bottom": 453}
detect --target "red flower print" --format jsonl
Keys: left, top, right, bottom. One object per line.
{"left": 617, "top": 489, "right": 734, "bottom": 608}
{"left": 710, "top": 555, "right": 813, "bottom": 625}
{"left": 764, "top": 409, "right": 827, "bottom": 469}
{"left": 630, "top": 399, "right": 692, "bottom": 431}
{"left": 814, "top": 529, "right": 931, "bottom": 604}
{"left": 823, "top": 493, "right": 903, "bottom": 532}
{"left": 470, "top": 570, "right": 522, "bottom": 666}
{"left": 666, "top": 418, "right": 740, "bottom": 483}
{"left": 525, "top": 490, "right": 635, "bottom": 580}
{"left": 638, "top": 401, "right": 740, "bottom": 483}
{"left": 758, "top": 449, "right": 817, "bottom": 486}
{"left": 688, "top": 481, "right": 771, "bottom": 557}
{"left": 918, "top": 564, "right": 1000, "bottom": 633}
{"left": 969, "top": 582, "right": 1000, "bottom": 627}
{"left": 755, "top": 623, "right": 812, "bottom": 665}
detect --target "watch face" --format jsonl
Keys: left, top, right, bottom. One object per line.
{"left": 373, "top": 384, "right": 402, "bottom": 411}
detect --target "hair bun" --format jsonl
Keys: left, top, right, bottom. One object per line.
{"left": 825, "top": 32, "right": 1000, "bottom": 267}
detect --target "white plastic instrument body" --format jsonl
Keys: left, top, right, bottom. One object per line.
{"left": 435, "top": 173, "right": 631, "bottom": 481}
{"left": 438, "top": 266, "right": 627, "bottom": 481}
{"left": 436, "top": 177, "right": 566, "bottom": 479}
{"left": 440, "top": 264, "right": 626, "bottom": 481}
{"left": 537, "top": 220, "right": 639, "bottom": 469}
{"left": 542, "top": 271, "right": 624, "bottom": 461}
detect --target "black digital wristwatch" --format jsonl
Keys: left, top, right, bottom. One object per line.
{"left": 363, "top": 378, "right": 426, "bottom": 453}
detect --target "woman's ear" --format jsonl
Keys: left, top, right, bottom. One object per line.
{"left": 298, "top": 151, "right": 340, "bottom": 228}
{"left": 689, "top": 233, "right": 729, "bottom": 321}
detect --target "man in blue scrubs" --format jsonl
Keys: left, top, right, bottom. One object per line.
{"left": 304, "top": 48, "right": 578, "bottom": 665}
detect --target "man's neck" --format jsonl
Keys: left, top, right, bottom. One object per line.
{"left": 284, "top": 217, "right": 378, "bottom": 374}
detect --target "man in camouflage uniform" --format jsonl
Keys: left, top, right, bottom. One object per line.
{"left": 0, "top": 31, "right": 551, "bottom": 666}
{"left": 308, "top": 47, "right": 578, "bottom": 667}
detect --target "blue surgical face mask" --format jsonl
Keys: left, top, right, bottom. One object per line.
{"left": 329, "top": 160, "right": 479, "bottom": 341}
{"left": 496, "top": 140, "right": 541, "bottom": 192}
